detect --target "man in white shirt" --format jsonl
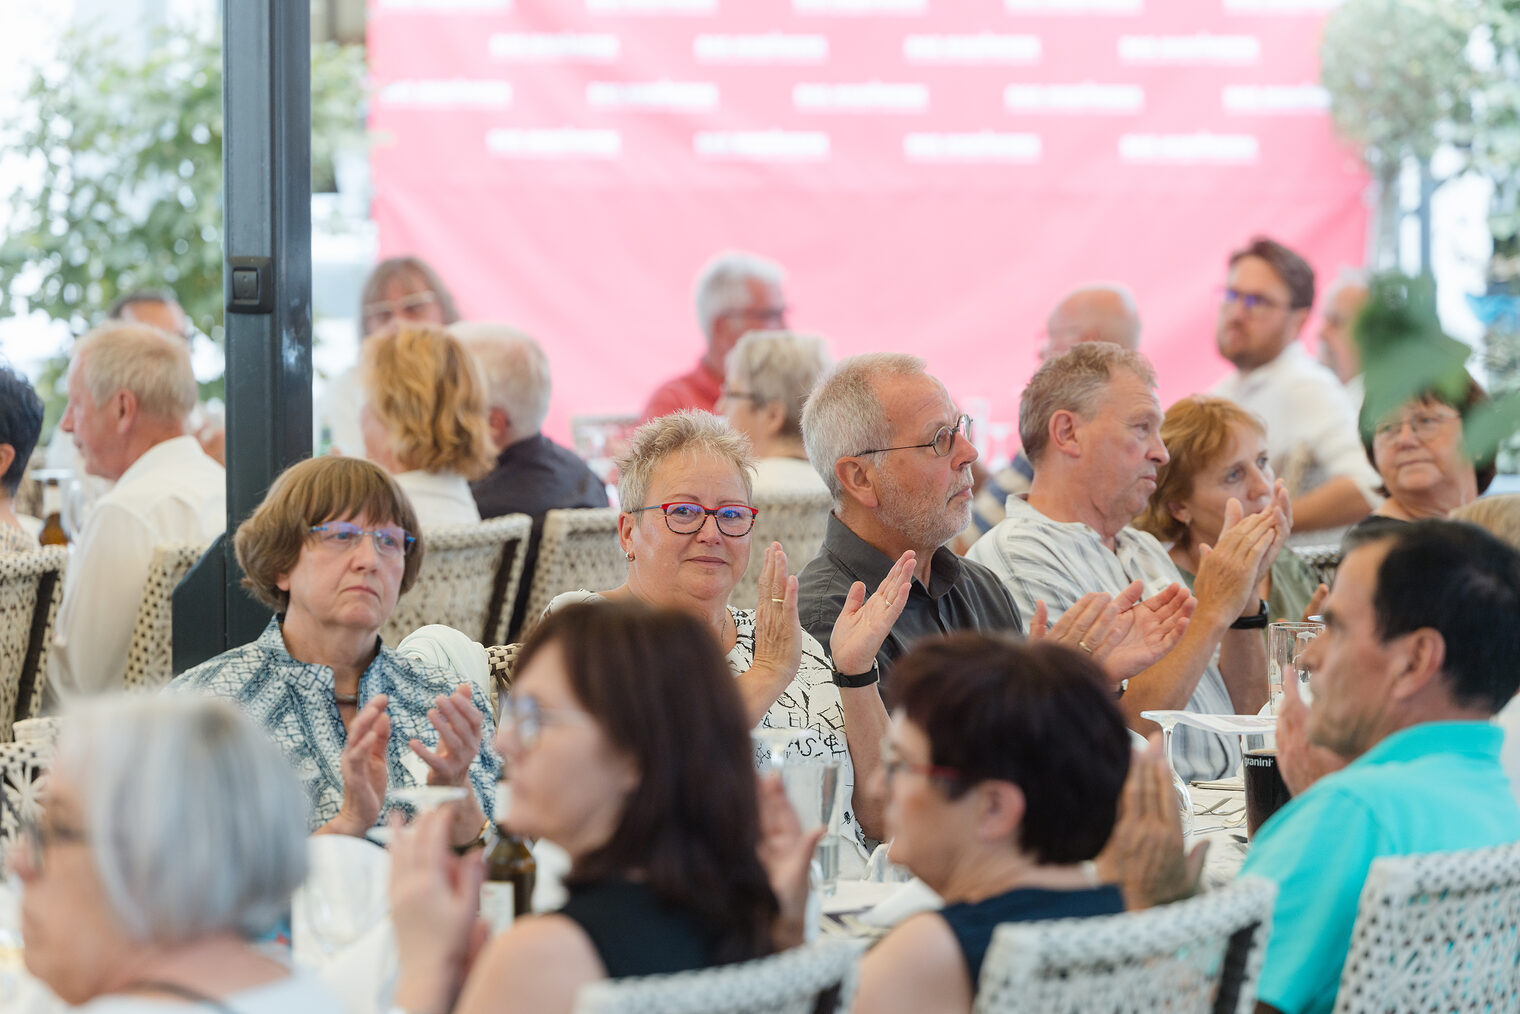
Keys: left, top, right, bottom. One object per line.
{"left": 1210, "top": 237, "right": 1379, "bottom": 534}
{"left": 1317, "top": 270, "right": 1370, "bottom": 414}
{"left": 966, "top": 343, "right": 1285, "bottom": 781}
{"left": 47, "top": 323, "right": 226, "bottom": 704}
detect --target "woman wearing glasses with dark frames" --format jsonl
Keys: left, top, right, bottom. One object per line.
{"left": 169, "top": 455, "right": 499, "bottom": 849}
{"left": 838, "top": 633, "right": 1131, "bottom": 1014}
{"left": 543, "top": 410, "right": 912, "bottom": 872}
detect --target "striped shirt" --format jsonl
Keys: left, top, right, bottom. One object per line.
{"left": 965, "top": 496, "right": 1239, "bottom": 782}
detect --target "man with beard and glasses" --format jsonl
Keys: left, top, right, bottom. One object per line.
{"left": 966, "top": 343, "right": 1286, "bottom": 780}
{"left": 798, "top": 353, "right": 1191, "bottom": 703}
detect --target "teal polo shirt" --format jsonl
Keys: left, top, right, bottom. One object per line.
{"left": 1241, "top": 721, "right": 1520, "bottom": 1014}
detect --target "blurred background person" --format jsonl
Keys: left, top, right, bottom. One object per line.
{"left": 848, "top": 634, "right": 1129, "bottom": 1014}
{"left": 170, "top": 455, "right": 498, "bottom": 848}
{"left": 640, "top": 250, "right": 788, "bottom": 422}
{"left": 0, "top": 362, "right": 44, "bottom": 553}
{"left": 47, "top": 324, "right": 224, "bottom": 704}
{"left": 322, "top": 256, "right": 460, "bottom": 455}
{"left": 1316, "top": 269, "right": 1369, "bottom": 412}
{"left": 1136, "top": 395, "right": 1321, "bottom": 625}
{"left": 14, "top": 693, "right": 340, "bottom": 1010}
{"left": 389, "top": 602, "right": 787, "bottom": 1014}
{"left": 452, "top": 321, "right": 608, "bottom": 640}
{"left": 717, "top": 329, "right": 831, "bottom": 496}
{"left": 358, "top": 324, "right": 495, "bottom": 526}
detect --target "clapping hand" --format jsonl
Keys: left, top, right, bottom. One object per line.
{"left": 329, "top": 694, "right": 391, "bottom": 837}
{"left": 1194, "top": 499, "right": 1278, "bottom": 623}
{"left": 750, "top": 542, "right": 802, "bottom": 686}
{"left": 1275, "top": 662, "right": 1347, "bottom": 794}
{"left": 389, "top": 808, "right": 490, "bottom": 1014}
{"left": 830, "top": 550, "right": 913, "bottom": 677}
{"left": 1096, "top": 734, "right": 1207, "bottom": 910}
{"left": 1098, "top": 583, "right": 1197, "bottom": 681}
{"left": 413, "top": 684, "right": 484, "bottom": 789}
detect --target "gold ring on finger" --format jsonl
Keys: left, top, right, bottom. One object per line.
{"left": 1079, "top": 640, "right": 1094, "bottom": 654}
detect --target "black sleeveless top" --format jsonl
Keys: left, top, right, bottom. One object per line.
{"left": 559, "top": 880, "right": 716, "bottom": 979}
{"left": 938, "top": 885, "right": 1125, "bottom": 988}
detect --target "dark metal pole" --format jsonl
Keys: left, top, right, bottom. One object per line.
{"left": 173, "top": 2, "right": 313, "bottom": 671}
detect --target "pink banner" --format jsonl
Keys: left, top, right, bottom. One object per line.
{"left": 369, "top": 0, "right": 1367, "bottom": 452}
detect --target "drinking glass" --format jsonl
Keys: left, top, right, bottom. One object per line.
{"left": 1268, "top": 621, "right": 1323, "bottom": 712}
{"left": 753, "top": 728, "right": 842, "bottom": 897}
{"left": 1144, "top": 714, "right": 1195, "bottom": 840}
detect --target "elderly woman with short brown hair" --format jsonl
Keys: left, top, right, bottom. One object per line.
{"left": 170, "top": 455, "right": 499, "bottom": 848}
{"left": 359, "top": 324, "right": 495, "bottom": 526}
{"left": 547, "top": 409, "right": 911, "bottom": 873}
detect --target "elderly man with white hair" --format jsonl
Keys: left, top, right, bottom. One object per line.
{"left": 639, "top": 250, "right": 788, "bottom": 422}
{"left": 47, "top": 323, "right": 225, "bottom": 704}
{"left": 453, "top": 321, "right": 608, "bottom": 638}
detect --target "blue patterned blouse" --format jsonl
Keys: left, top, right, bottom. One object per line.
{"left": 169, "top": 617, "right": 499, "bottom": 831}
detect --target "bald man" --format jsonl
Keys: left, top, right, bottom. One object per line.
{"left": 960, "top": 284, "right": 1144, "bottom": 549}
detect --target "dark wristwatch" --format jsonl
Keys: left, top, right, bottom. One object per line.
{"left": 832, "top": 659, "right": 880, "bottom": 688}
{"left": 1230, "top": 599, "right": 1269, "bottom": 629}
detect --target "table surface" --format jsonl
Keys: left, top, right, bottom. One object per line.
{"left": 1192, "top": 776, "right": 1251, "bottom": 889}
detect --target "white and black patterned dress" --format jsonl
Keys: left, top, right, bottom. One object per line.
{"left": 168, "top": 617, "right": 500, "bottom": 831}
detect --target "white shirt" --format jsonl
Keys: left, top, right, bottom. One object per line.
{"left": 1211, "top": 343, "right": 1380, "bottom": 507}
{"left": 751, "top": 456, "right": 829, "bottom": 497}
{"left": 75, "top": 972, "right": 342, "bottom": 1014}
{"left": 48, "top": 435, "right": 225, "bottom": 702}
{"left": 965, "top": 496, "right": 1238, "bottom": 782}
{"left": 393, "top": 469, "right": 481, "bottom": 527}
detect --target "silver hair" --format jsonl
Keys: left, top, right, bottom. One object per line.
{"left": 1020, "top": 343, "right": 1158, "bottom": 465}
{"left": 72, "top": 323, "right": 198, "bottom": 422}
{"left": 450, "top": 321, "right": 552, "bottom": 436}
{"left": 616, "top": 410, "right": 756, "bottom": 512}
{"left": 724, "top": 330, "right": 832, "bottom": 440}
{"left": 52, "top": 694, "right": 310, "bottom": 944}
{"left": 1046, "top": 283, "right": 1141, "bottom": 350}
{"left": 1322, "top": 267, "right": 1370, "bottom": 304}
{"left": 801, "top": 353, "right": 927, "bottom": 507}
{"left": 693, "top": 251, "right": 786, "bottom": 341}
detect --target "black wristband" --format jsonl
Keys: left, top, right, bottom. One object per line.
{"left": 1230, "top": 599, "right": 1269, "bottom": 629}
{"left": 832, "top": 659, "right": 880, "bottom": 688}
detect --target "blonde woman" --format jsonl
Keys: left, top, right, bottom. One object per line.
{"left": 359, "top": 325, "right": 495, "bottom": 525}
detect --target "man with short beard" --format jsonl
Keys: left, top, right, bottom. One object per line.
{"left": 797, "top": 354, "right": 1187, "bottom": 703}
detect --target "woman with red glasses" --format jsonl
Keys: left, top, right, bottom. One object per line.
{"left": 544, "top": 409, "right": 910, "bottom": 871}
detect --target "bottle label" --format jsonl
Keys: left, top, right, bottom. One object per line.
{"left": 479, "top": 882, "right": 515, "bottom": 936}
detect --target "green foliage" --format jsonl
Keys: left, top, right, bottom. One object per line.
{"left": 0, "top": 24, "right": 365, "bottom": 421}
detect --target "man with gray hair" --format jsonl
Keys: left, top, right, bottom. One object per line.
{"left": 452, "top": 322, "right": 608, "bottom": 639}
{"left": 48, "top": 323, "right": 225, "bottom": 704}
{"left": 640, "top": 250, "right": 788, "bottom": 422}
{"left": 1317, "top": 269, "right": 1370, "bottom": 412}
{"left": 966, "top": 343, "right": 1286, "bottom": 780}
{"left": 797, "top": 353, "right": 1186, "bottom": 701}
{"left": 962, "top": 282, "right": 1142, "bottom": 548}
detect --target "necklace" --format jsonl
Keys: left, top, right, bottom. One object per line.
{"left": 334, "top": 691, "right": 359, "bottom": 706}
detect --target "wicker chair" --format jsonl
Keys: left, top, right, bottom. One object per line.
{"left": 0, "top": 735, "right": 55, "bottom": 853}
{"left": 0, "top": 546, "right": 66, "bottom": 737}
{"left": 730, "top": 488, "right": 834, "bottom": 611}
{"left": 122, "top": 542, "right": 212, "bottom": 693}
{"left": 518, "top": 508, "right": 626, "bottom": 637}
{"left": 380, "top": 515, "right": 533, "bottom": 647}
{"left": 1332, "top": 841, "right": 1520, "bottom": 1013}
{"left": 974, "top": 876, "right": 1277, "bottom": 1014}
{"left": 485, "top": 642, "right": 521, "bottom": 720}
{"left": 571, "top": 938, "right": 862, "bottom": 1014}
{"left": 1292, "top": 544, "right": 1343, "bottom": 590}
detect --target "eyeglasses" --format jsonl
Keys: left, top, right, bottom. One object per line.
{"left": 880, "top": 743, "right": 963, "bottom": 785}
{"left": 856, "top": 415, "right": 972, "bottom": 458}
{"left": 3, "top": 790, "right": 85, "bottom": 877}
{"left": 1372, "top": 410, "right": 1460, "bottom": 445}
{"left": 309, "top": 522, "right": 416, "bottom": 558}
{"left": 627, "top": 502, "right": 760, "bottom": 537}
{"left": 718, "top": 305, "right": 788, "bottom": 327}
{"left": 496, "top": 693, "right": 593, "bottom": 750}
{"left": 1219, "top": 287, "right": 1291, "bottom": 316}
{"left": 362, "top": 289, "right": 439, "bottom": 326}
{"left": 720, "top": 389, "right": 766, "bottom": 404}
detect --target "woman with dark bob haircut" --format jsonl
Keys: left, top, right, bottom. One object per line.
{"left": 390, "top": 601, "right": 789, "bottom": 1014}
{"left": 849, "top": 634, "right": 1132, "bottom": 1014}
{"left": 170, "top": 455, "right": 499, "bottom": 847}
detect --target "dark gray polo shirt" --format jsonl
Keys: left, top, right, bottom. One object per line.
{"left": 797, "top": 513, "right": 1023, "bottom": 703}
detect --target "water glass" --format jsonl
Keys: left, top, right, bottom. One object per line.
{"left": 1268, "top": 621, "right": 1323, "bottom": 712}
{"left": 753, "top": 728, "right": 842, "bottom": 896}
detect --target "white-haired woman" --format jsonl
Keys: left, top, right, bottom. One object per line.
{"left": 11, "top": 694, "right": 340, "bottom": 1010}
{"left": 718, "top": 330, "right": 831, "bottom": 496}
{"left": 547, "top": 410, "right": 911, "bottom": 872}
